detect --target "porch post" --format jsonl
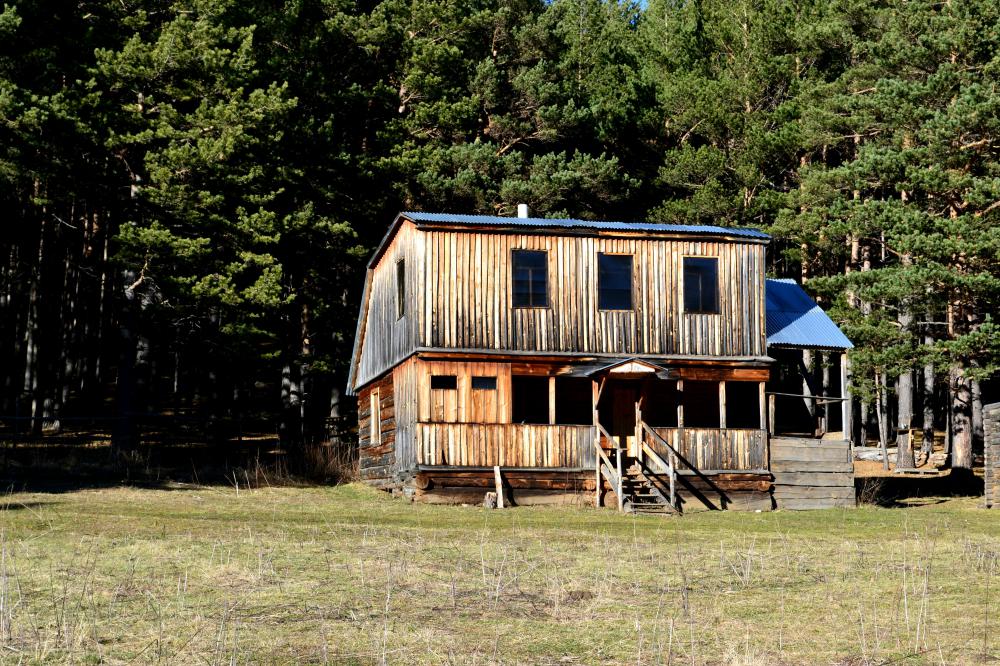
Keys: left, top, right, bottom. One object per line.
{"left": 719, "top": 381, "right": 727, "bottom": 429}
{"left": 841, "top": 352, "right": 852, "bottom": 448}
{"left": 592, "top": 378, "right": 601, "bottom": 507}
{"left": 677, "top": 379, "right": 684, "bottom": 427}
{"left": 758, "top": 382, "right": 766, "bottom": 430}
{"left": 548, "top": 376, "right": 556, "bottom": 425}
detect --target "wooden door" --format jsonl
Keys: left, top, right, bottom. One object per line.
{"left": 599, "top": 381, "right": 639, "bottom": 452}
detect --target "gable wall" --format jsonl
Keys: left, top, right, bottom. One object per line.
{"left": 355, "top": 220, "right": 423, "bottom": 387}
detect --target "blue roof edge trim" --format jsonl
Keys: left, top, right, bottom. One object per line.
{"left": 401, "top": 211, "right": 770, "bottom": 240}
{"left": 765, "top": 278, "right": 853, "bottom": 351}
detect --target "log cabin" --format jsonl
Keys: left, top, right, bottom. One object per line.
{"left": 348, "top": 210, "right": 854, "bottom": 512}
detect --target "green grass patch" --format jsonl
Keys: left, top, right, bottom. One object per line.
{"left": 0, "top": 484, "right": 996, "bottom": 663}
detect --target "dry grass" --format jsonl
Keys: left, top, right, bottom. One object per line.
{"left": 0, "top": 484, "right": 995, "bottom": 664}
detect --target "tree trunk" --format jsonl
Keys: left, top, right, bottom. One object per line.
{"left": 950, "top": 365, "right": 973, "bottom": 472}
{"left": 876, "top": 371, "right": 890, "bottom": 471}
{"left": 921, "top": 358, "right": 935, "bottom": 458}
{"left": 896, "top": 368, "right": 915, "bottom": 468}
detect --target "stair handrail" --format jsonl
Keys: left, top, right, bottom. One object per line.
{"left": 595, "top": 424, "right": 624, "bottom": 511}
{"left": 639, "top": 437, "right": 677, "bottom": 509}
{"left": 640, "top": 421, "right": 726, "bottom": 511}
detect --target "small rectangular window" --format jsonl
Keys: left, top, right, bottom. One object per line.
{"left": 598, "top": 254, "right": 633, "bottom": 310}
{"left": 512, "top": 250, "right": 547, "bottom": 308}
{"left": 430, "top": 375, "right": 457, "bottom": 390}
{"left": 396, "top": 260, "right": 405, "bottom": 319}
{"left": 684, "top": 257, "right": 719, "bottom": 313}
{"left": 471, "top": 376, "right": 497, "bottom": 390}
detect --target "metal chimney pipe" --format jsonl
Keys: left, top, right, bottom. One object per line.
{"left": 517, "top": 203, "right": 529, "bottom": 219}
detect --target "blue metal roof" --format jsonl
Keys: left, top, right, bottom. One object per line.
{"left": 402, "top": 212, "right": 770, "bottom": 240}
{"left": 765, "top": 279, "right": 853, "bottom": 351}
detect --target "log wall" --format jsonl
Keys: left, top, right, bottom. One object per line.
{"left": 770, "top": 437, "right": 856, "bottom": 509}
{"left": 358, "top": 373, "right": 397, "bottom": 487}
{"left": 985, "top": 402, "right": 1000, "bottom": 508}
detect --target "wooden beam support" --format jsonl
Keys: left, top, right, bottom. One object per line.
{"left": 494, "top": 466, "right": 504, "bottom": 509}
{"left": 677, "top": 379, "right": 684, "bottom": 427}
{"left": 548, "top": 375, "right": 556, "bottom": 425}
{"left": 719, "top": 381, "right": 727, "bottom": 429}
{"left": 758, "top": 382, "right": 767, "bottom": 430}
{"left": 841, "top": 352, "right": 852, "bottom": 447}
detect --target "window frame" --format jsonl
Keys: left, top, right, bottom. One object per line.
{"left": 597, "top": 252, "right": 634, "bottom": 311}
{"left": 511, "top": 249, "right": 549, "bottom": 309}
{"left": 682, "top": 256, "right": 720, "bottom": 315}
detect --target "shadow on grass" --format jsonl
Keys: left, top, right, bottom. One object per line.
{"left": 856, "top": 468, "right": 984, "bottom": 507}
{"left": 0, "top": 434, "right": 352, "bottom": 494}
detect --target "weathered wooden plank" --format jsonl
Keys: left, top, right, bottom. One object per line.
{"left": 773, "top": 485, "right": 856, "bottom": 499}
{"left": 771, "top": 460, "right": 854, "bottom": 473}
{"left": 772, "top": 472, "right": 855, "bottom": 487}
{"left": 770, "top": 447, "right": 850, "bottom": 462}
{"left": 777, "top": 498, "right": 857, "bottom": 510}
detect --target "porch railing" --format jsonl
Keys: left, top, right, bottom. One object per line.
{"left": 416, "top": 422, "right": 596, "bottom": 467}
{"left": 648, "top": 427, "right": 767, "bottom": 472}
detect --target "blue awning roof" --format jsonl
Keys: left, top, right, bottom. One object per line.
{"left": 765, "top": 279, "right": 853, "bottom": 351}
{"left": 402, "top": 211, "right": 770, "bottom": 240}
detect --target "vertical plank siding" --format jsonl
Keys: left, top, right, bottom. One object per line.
{"left": 650, "top": 428, "right": 767, "bottom": 471}
{"left": 416, "top": 423, "right": 597, "bottom": 468}
{"left": 355, "top": 221, "right": 421, "bottom": 387}
{"left": 422, "top": 231, "right": 766, "bottom": 358}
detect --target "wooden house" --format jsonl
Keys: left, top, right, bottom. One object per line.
{"left": 348, "top": 211, "right": 854, "bottom": 512}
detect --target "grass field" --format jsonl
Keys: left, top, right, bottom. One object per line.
{"left": 0, "top": 483, "right": 997, "bottom": 664}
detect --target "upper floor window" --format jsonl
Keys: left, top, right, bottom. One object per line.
{"left": 396, "top": 259, "right": 405, "bottom": 319}
{"left": 684, "top": 257, "right": 719, "bottom": 313}
{"left": 512, "top": 250, "right": 547, "bottom": 308}
{"left": 598, "top": 253, "right": 633, "bottom": 310}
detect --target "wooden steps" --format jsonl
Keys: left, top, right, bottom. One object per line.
{"left": 771, "top": 437, "right": 856, "bottom": 510}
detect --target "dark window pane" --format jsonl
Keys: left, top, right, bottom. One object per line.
{"left": 643, "top": 380, "right": 679, "bottom": 428}
{"left": 555, "top": 377, "right": 593, "bottom": 425}
{"left": 726, "top": 382, "right": 761, "bottom": 428}
{"left": 396, "top": 260, "right": 405, "bottom": 319}
{"left": 471, "top": 376, "right": 497, "bottom": 390}
{"left": 512, "top": 250, "right": 548, "bottom": 307}
{"left": 683, "top": 257, "right": 719, "bottom": 313}
{"left": 599, "top": 254, "right": 633, "bottom": 310}
{"left": 430, "top": 375, "right": 457, "bottom": 390}
{"left": 682, "top": 380, "right": 720, "bottom": 427}
{"left": 512, "top": 375, "right": 548, "bottom": 424}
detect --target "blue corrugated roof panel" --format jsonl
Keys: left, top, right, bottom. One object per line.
{"left": 765, "top": 279, "right": 853, "bottom": 351}
{"left": 402, "top": 212, "right": 770, "bottom": 240}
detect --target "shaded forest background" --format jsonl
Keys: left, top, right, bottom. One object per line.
{"left": 1, "top": 0, "right": 998, "bottom": 476}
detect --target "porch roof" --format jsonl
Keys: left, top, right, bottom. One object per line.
{"left": 765, "top": 279, "right": 853, "bottom": 352}
{"left": 563, "top": 357, "right": 680, "bottom": 380}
